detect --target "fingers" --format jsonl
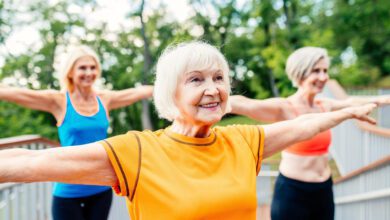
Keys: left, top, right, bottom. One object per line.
{"left": 359, "top": 115, "right": 377, "bottom": 125}
{"left": 364, "top": 103, "right": 378, "bottom": 113}
{"left": 376, "top": 96, "right": 390, "bottom": 106}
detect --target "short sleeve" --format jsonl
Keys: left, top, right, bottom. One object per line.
{"left": 99, "top": 132, "right": 141, "bottom": 200}
{"left": 230, "top": 125, "right": 265, "bottom": 174}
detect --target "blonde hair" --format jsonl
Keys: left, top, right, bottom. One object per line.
{"left": 286, "top": 47, "right": 329, "bottom": 87}
{"left": 59, "top": 45, "right": 101, "bottom": 92}
{"left": 154, "top": 41, "right": 231, "bottom": 121}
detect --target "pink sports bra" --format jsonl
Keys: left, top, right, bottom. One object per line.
{"left": 284, "top": 100, "right": 332, "bottom": 156}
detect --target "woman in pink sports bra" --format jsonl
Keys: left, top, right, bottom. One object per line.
{"left": 230, "top": 47, "right": 390, "bottom": 220}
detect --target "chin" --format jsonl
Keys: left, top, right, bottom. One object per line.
{"left": 197, "top": 116, "right": 222, "bottom": 126}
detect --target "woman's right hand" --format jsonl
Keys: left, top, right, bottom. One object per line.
{"left": 341, "top": 103, "right": 377, "bottom": 125}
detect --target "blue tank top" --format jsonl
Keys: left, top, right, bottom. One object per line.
{"left": 54, "top": 92, "right": 110, "bottom": 198}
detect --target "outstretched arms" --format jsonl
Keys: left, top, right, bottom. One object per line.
{"left": 0, "top": 143, "right": 117, "bottom": 186}
{"left": 102, "top": 85, "right": 154, "bottom": 110}
{"left": 262, "top": 103, "right": 377, "bottom": 158}
{"left": 230, "top": 95, "right": 288, "bottom": 122}
{"left": 0, "top": 84, "right": 63, "bottom": 117}
{"left": 321, "top": 95, "right": 390, "bottom": 111}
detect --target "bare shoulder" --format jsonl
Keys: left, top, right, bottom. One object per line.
{"left": 95, "top": 89, "right": 112, "bottom": 106}
{"left": 49, "top": 90, "right": 66, "bottom": 106}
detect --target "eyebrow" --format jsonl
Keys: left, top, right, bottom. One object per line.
{"left": 185, "top": 69, "right": 223, "bottom": 76}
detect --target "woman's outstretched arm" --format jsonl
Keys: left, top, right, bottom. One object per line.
{"left": 0, "top": 142, "right": 117, "bottom": 186}
{"left": 101, "top": 85, "right": 153, "bottom": 110}
{"left": 0, "top": 84, "right": 63, "bottom": 117}
{"left": 262, "top": 103, "right": 377, "bottom": 158}
{"left": 321, "top": 95, "right": 390, "bottom": 111}
{"left": 230, "top": 95, "right": 288, "bottom": 122}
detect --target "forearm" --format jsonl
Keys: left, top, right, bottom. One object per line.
{"left": 0, "top": 148, "right": 36, "bottom": 183}
{"left": 230, "top": 95, "right": 252, "bottom": 115}
{"left": 0, "top": 144, "right": 117, "bottom": 186}
{"left": 230, "top": 95, "right": 283, "bottom": 122}
{"left": 136, "top": 85, "right": 154, "bottom": 99}
{"left": 263, "top": 109, "right": 352, "bottom": 158}
{"left": 345, "top": 97, "right": 376, "bottom": 106}
{"left": 295, "top": 110, "right": 351, "bottom": 139}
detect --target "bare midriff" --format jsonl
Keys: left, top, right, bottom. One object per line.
{"left": 279, "top": 151, "right": 331, "bottom": 182}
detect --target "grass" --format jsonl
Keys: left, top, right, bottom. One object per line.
{"left": 216, "top": 115, "right": 261, "bottom": 126}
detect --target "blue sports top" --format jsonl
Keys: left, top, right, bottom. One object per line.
{"left": 55, "top": 92, "right": 110, "bottom": 198}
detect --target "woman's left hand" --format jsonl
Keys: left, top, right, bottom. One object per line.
{"left": 374, "top": 95, "right": 390, "bottom": 106}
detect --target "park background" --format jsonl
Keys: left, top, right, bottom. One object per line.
{"left": 1, "top": 0, "right": 389, "bottom": 139}
{"left": 1, "top": 1, "right": 390, "bottom": 219}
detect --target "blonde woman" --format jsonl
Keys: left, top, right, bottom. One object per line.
{"left": 0, "top": 42, "right": 378, "bottom": 220}
{"left": 230, "top": 47, "right": 390, "bottom": 220}
{"left": 0, "top": 45, "right": 153, "bottom": 220}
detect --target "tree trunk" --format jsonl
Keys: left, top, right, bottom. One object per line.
{"left": 139, "top": 0, "right": 153, "bottom": 130}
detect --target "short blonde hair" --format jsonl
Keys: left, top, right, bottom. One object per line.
{"left": 286, "top": 47, "right": 329, "bottom": 87}
{"left": 59, "top": 45, "right": 101, "bottom": 92}
{"left": 154, "top": 41, "right": 231, "bottom": 121}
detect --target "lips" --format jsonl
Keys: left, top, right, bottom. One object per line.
{"left": 199, "top": 102, "right": 219, "bottom": 108}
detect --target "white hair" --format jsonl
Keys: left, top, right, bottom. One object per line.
{"left": 59, "top": 45, "right": 101, "bottom": 92}
{"left": 154, "top": 41, "right": 231, "bottom": 121}
{"left": 286, "top": 47, "right": 329, "bottom": 87}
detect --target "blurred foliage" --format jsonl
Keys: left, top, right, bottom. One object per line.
{"left": 0, "top": 0, "right": 389, "bottom": 139}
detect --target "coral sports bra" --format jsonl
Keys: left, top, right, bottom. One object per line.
{"left": 284, "top": 100, "right": 332, "bottom": 156}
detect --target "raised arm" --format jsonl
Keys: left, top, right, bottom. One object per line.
{"left": 0, "top": 84, "right": 63, "bottom": 116}
{"left": 321, "top": 95, "right": 390, "bottom": 111}
{"left": 262, "top": 103, "right": 377, "bottom": 158}
{"left": 230, "top": 95, "right": 289, "bottom": 122}
{"left": 102, "top": 85, "right": 154, "bottom": 110}
{"left": 0, "top": 142, "right": 117, "bottom": 186}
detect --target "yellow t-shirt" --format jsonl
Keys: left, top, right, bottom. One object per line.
{"left": 100, "top": 124, "right": 264, "bottom": 220}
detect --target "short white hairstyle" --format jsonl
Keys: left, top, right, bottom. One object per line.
{"left": 59, "top": 45, "right": 101, "bottom": 92}
{"left": 286, "top": 47, "right": 329, "bottom": 87}
{"left": 154, "top": 41, "right": 231, "bottom": 121}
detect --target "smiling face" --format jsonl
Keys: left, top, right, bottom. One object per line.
{"left": 174, "top": 67, "right": 229, "bottom": 126}
{"left": 69, "top": 56, "right": 99, "bottom": 89}
{"left": 299, "top": 58, "right": 329, "bottom": 94}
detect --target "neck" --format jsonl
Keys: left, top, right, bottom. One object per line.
{"left": 72, "top": 86, "right": 95, "bottom": 101}
{"left": 170, "top": 120, "right": 212, "bottom": 138}
{"left": 290, "top": 87, "right": 317, "bottom": 107}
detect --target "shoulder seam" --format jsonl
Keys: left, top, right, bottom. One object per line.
{"left": 102, "top": 139, "right": 130, "bottom": 196}
{"left": 130, "top": 132, "right": 142, "bottom": 202}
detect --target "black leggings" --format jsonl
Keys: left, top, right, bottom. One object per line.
{"left": 271, "top": 173, "right": 334, "bottom": 220}
{"left": 52, "top": 189, "right": 113, "bottom": 220}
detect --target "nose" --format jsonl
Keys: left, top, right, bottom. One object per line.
{"left": 85, "top": 68, "right": 93, "bottom": 75}
{"left": 204, "top": 80, "right": 219, "bottom": 96}
{"left": 319, "top": 72, "right": 328, "bottom": 81}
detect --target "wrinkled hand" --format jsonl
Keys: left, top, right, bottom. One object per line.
{"left": 343, "top": 103, "right": 378, "bottom": 124}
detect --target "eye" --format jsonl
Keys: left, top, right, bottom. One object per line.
{"left": 312, "top": 68, "right": 320, "bottom": 74}
{"left": 90, "top": 65, "right": 96, "bottom": 70}
{"left": 215, "top": 75, "right": 224, "bottom": 81}
{"left": 190, "top": 77, "right": 201, "bottom": 82}
{"left": 79, "top": 65, "right": 87, "bottom": 71}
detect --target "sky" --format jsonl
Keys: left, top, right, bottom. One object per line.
{"left": 0, "top": 0, "right": 194, "bottom": 65}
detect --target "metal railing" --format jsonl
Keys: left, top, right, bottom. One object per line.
{"left": 323, "top": 81, "right": 390, "bottom": 174}
{"left": 323, "top": 81, "right": 390, "bottom": 220}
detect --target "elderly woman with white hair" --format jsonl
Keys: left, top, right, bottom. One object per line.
{"left": 0, "top": 42, "right": 380, "bottom": 220}
{"left": 230, "top": 46, "right": 390, "bottom": 220}
{"left": 0, "top": 45, "right": 153, "bottom": 220}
